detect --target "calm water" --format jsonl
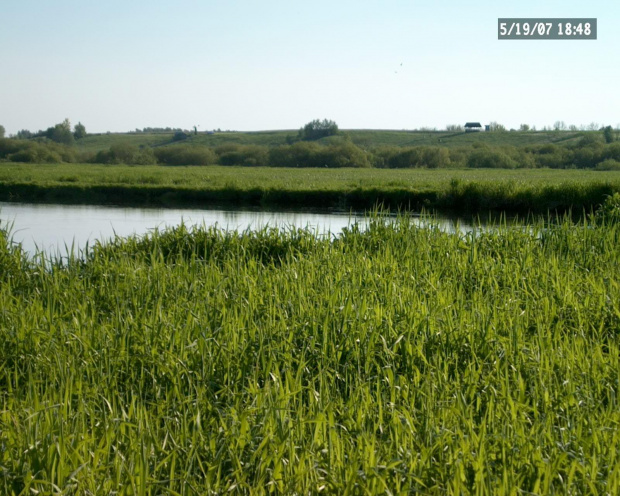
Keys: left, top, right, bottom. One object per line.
{"left": 0, "top": 202, "right": 473, "bottom": 258}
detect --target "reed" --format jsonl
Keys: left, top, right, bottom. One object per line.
{"left": 1, "top": 207, "right": 620, "bottom": 494}
{"left": 2, "top": 164, "right": 620, "bottom": 214}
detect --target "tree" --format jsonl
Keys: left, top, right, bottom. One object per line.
{"left": 519, "top": 124, "right": 530, "bottom": 132}
{"left": 0, "top": 125, "right": 5, "bottom": 138}
{"left": 74, "top": 122, "right": 87, "bottom": 140}
{"left": 297, "top": 119, "right": 339, "bottom": 141}
{"left": 488, "top": 121, "right": 506, "bottom": 132}
{"left": 17, "top": 129, "right": 33, "bottom": 139}
{"left": 553, "top": 121, "right": 567, "bottom": 131}
{"left": 603, "top": 125, "right": 614, "bottom": 144}
{"left": 46, "top": 119, "right": 74, "bottom": 145}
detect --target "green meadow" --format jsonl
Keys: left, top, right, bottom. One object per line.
{"left": 1, "top": 163, "right": 620, "bottom": 214}
{"left": 75, "top": 129, "right": 584, "bottom": 152}
{"left": 2, "top": 201, "right": 620, "bottom": 494}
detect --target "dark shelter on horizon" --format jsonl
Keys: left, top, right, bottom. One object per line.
{"left": 464, "top": 122, "right": 483, "bottom": 132}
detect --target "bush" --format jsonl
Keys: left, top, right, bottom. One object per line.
{"left": 467, "top": 149, "right": 517, "bottom": 169}
{"left": 318, "top": 142, "right": 371, "bottom": 168}
{"left": 155, "top": 146, "right": 216, "bottom": 166}
{"left": 269, "top": 142, "right": 322, "bottom": 167}
{"left": 110, "top": 144, "right": 140, "bottom": 164}
{"left": 603, "top": 142, "right": 620, "bottom": 161}
{"left": 268, "top": 142, "right": 369, "bottom": 168}
{"left": 95, "top": 144, "right": 157, "bottom": 165}
{"left": 529, "top": 144, "right": 570, "bottom": 169}
{"left": 0, "top": 138, "right": 21, "bottom": 159}
{"left": 217, "top": 145, "right": 269, "bottom": 167}
{"left": 173, "top": 131, "right": 189, "bottom": 142}
{"left": 573, "top": 144, "right": 604, "bottom": 169}
{"left": 378, "top": 146, "right": 450, "bottom": 169}
{"left": 595, "top": 159, "right": 620, "bottom": 171}
{"left": 8, "top": 143, "right": 63, "bottom": 163}
{"left": 577, "top": 133, "right": 602, "bottom": 147}
{"left": 1, "top": 140, "right": 76, "bottom": 163}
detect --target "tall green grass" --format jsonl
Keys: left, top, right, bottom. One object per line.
{"left": 2, "top": 164, "right": 620, "bottom": 214}
{"left": 1, "top": 206, "right": 620, "bottom": 494}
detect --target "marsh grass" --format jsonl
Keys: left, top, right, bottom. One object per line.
{"left": 2, "top": 164, "right": 620, "bottom": 214}
{"left": 1, "top": 210, "right": 620, "bottom": 494}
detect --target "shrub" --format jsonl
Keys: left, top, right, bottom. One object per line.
{"left": 368, "top": 146, "right": 398, "bottom": 168}
{"left": 109, "top": 143, "right": 141, "bottom": 164}
{"left": 269, "top": 142, "right": 322, "bottom": 168}
{"left": 318, "top": 142, "right": 371, "bottom": 168}
{"left": 173, "top": 131, "right": 189, "bottom": 142}
{"left": 268, "top": 142, "right": 369, "bottom": 168}
{"left": 155, "top": 146, "right": 216, "bottom": 166}
{"left": 603, "top": 142, "right": 620, "bottom": 161}
{"left": 467, "top": 149, "right": 517, "bottom": 169}
{"left": 0, "top": 138, "right": 21, "bottom": 159}
{"left": 573, "top": 144, "right": 604, "bottom": 169}
{"left": 577, "top": 133, "right": 602, "bottom": 147}
{"left": 217, "top": 145, "right": 269, "bottom": 167}
{"left": 529, "top": 144, "right": 570, "bottom": 169}
{"left": 2, "top": 140, "right": 76, "bottom": 163}
{"left": 8, "top": 143, "right": 63, "bottom": 163}
{"left": 595, "top": 159, "right": 620, "bottom": 171}
{"left": 94, "top": 144, "right": 157, "bottom": 165}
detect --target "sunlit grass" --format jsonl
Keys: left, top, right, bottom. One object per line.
{"left": 2, "top": 164, "right": 620, "bottom": 213}
{"left": 74, "top": 129, "right": 582, "bottom": 153}
{"left": 1, "top": 208, "right": 620, "bottom": 494}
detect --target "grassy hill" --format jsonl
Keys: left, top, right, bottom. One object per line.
{"left": 76, "top": 129, "right": 586, "bottom": 153}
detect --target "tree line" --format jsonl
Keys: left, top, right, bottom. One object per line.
{"left": 1, "top": 118, "right": 619, "bottom": 169}
{"left": 11, "top": 119, "right": 87, "bottom": 144}
{"left": 1, "top": 135, "right": 620, "bottom": 170}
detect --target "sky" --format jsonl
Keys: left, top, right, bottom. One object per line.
{"left": 1, "top": 0, "right": 618, "bottom": 135}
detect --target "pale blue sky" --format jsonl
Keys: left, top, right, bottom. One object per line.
{"left": 1, "top": 0, "right": 618, "bottom": 134}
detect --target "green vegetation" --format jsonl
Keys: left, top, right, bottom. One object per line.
{"left": 297, "top": 118, "right": 340, "bottom": 141}
{"left": 73, "top": 122, "right": 87, "bottom": 140}
{"left": 1, "top": 163, "right": 620, "bottom": 214}
{"left": 2, "top": 203, "right": 620, "bottom": 493}
{"left": 3, "top": 125, "right": 620, "bottom": 212}
{"left": 45, "top": 119, "right": 75, "bottom": 146}
{"left": 3, "top": 129, "right": 620, "bottom": 170}
{"left": 71, "top": 129, "right": 584, "bottom": 151}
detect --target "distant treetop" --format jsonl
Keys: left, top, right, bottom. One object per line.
{"left": 297, "top": 119, "right": 339, "bottom": 141}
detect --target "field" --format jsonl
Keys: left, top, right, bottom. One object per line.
{"left": 75, "top": 129, "right": 584, "bottom": 153}
{"left": 1, "top": 163, "right": 620, "bottom": 214}
{"left": 2, "top": 206, "right": 620, "bottom": 494}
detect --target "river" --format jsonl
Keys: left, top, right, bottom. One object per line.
{"left": 0, "top": 202, "right": 475, "bottom": 258}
